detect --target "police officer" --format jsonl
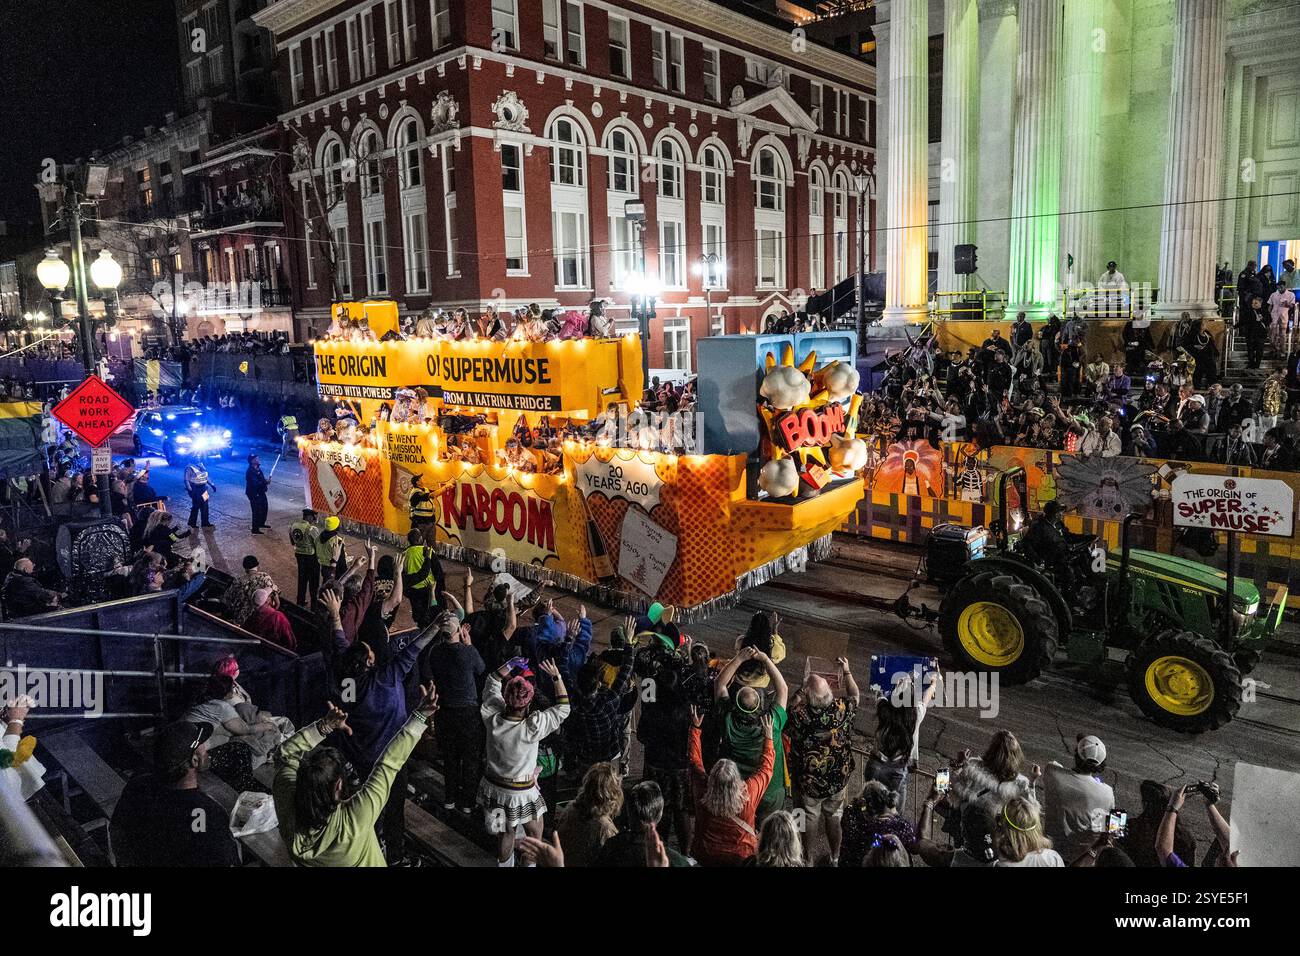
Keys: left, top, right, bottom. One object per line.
{"left": 289, "top": 508, "right": 320, "bottom": 606}
{"left": 277, "top": 414, "right": 300, "bottom": 454}
{"left": 184, "top": 458, "right": 215, "bottom": 529}
{"left": 401, "top": 527, "right": 444, "bottom": 628}
{"left": 245, "top": 453, "right": 270, "bottom": 534}
{"left": 409, "top": 474, "right": 436, "bottom": 530}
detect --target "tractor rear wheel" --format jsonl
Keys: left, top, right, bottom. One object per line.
{"left": 1127, "top": 631, "right": 1243, "bottom": 733}
{"left": 939, "top": 571, "right": 1059, "bottom": 684}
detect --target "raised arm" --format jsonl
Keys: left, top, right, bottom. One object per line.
{"left": 838, "top": 657, "right": 860, "bottom": 706}
{"left": 340, "top": 683, "right": 439, "bottom": 833}
{"left": 714, "top": 645, "right": 757, "bottom": 702}
{"left": 758, "top": 651, "right": 788, "bottom": 709}
{"left": 274, "top": 702, "right": 350, "bottom": 840}
{"left": 1156, "top": 785, "right": 1188, "bottom": 865}
{"left": 462, "top": 567, "right": 474, "bottom": 615}
{"left": 1201, "top": 784, "right": 1233, "bottom": 860}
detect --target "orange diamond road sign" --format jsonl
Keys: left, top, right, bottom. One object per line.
{"left": 51, "top": 375, "right": 135, "bottom": 448}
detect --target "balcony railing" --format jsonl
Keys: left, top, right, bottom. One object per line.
{"left": 191, "top": 200, "right": 284, "bottom": 233}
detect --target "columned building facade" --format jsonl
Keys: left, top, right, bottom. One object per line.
{"left": 879, "top": 0, "right": 1300, "bottom": 320}
{"left": 255, "top": 0, "right": 877, "bottom": 372}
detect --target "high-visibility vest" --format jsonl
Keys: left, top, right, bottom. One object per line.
{"left": 316, "top": 532, "right": 341, "bottom": 568}
{"left": 289, "top": 520, "right": 318, "bottom": 556}
{"left": 409, "top": 488, "right": 435, "bottom": 521}
{"left": 403, "top": 545, "right": 433, "bottom": 590}
{"left": 279, "top": 415, "right": 299, "bottom": 432}
{"left": 186, "top": 464, "right": 209, "bottom": 487}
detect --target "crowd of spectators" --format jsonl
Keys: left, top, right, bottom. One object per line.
{"left": 870, "top": 305, "right": 1300, "bottom": 468}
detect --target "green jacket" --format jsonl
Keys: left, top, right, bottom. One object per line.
{"left": 273, "top": 714, "right": 425, "bottom": 866}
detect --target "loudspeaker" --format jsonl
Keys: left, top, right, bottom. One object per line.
{"left": 954, "top": 243, "right": 978, "bottom": 275}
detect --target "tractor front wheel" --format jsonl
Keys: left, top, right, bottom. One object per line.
{"left": 1127, "top": 631, "right": 1243, "bottom": 733}
{"left": 939, "top": 571, "right": 1059, "bottom": 684}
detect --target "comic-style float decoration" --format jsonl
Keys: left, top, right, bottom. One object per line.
{"left": 299, "top": 303, "right": 868, "bottom": 618}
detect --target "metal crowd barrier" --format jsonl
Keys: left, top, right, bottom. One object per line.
{"left": 1059, "top": 285, "right": 1158, "bottom": 319}
{"left": 932, "top": 289, "right": 1007, "bottom": 321}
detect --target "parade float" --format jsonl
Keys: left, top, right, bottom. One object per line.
{"left": 300, "top": 301, "right": 866, "bottom": 618}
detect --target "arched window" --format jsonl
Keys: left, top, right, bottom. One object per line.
{"left": 606, "top": 127, "right": 638, "bottom": 194}
{"left": 701, "top": 146, "right": 725, "bottom": 205}
{"left": 810, "top": 167, "right": 825, "bottom": 218}
{"left": 657, "top": 138, "right": 683, "bottom": 200}
{"left": 324, "top": 139, "right": 345, "bottom": 203}
{"left": 549, "top": 117, "right": 586, "bottom": 187}
{"left": 754, "top": 146, "right": 784, "bottom": 211}
{"left": 358, "top": 129, "right": 382, "bottom": 198}
{"left": 397, "top": 118, "right": 422, "bottom": 190}
{"left": 832, "top": 170, "right": 849, "bottom": 220}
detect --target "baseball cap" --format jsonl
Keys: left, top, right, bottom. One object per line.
{"left": 155, "top": 721, "right": 212, "bottom": 772}
{"left": 1076, "top": 734, "right": 1107, "bottom": 766}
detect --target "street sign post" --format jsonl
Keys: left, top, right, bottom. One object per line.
{"left": 1171, "top": 473, "right": 1295, "bottom": 646}
{"left": 50, "top": 375, "right": 134, "bottom": 449}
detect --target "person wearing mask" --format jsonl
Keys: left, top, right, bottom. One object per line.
{"left": 245, "top": 453, "right": 269, "bottom": 534}
{"left": 1042, "top": 734, "right": 1115, "bottom": 861}
{"left": 274, "top": 688, "right": 440, "bottom": 867}
{"left": 184, "top": 458, "right": 215, "bottom": 529}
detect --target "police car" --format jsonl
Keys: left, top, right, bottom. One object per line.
{"left": 130, "top": 406, "right": 232, "bottom": 462}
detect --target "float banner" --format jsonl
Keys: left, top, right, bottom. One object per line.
{"left": 1171, "top": 474, "right": 1294, "bottom": 537}
{"left": 313, "top": 336, "right": 644, "bottom": 416}
{"left": 574, "top": 449, "right": 664, "bottom": 511}
{"left": 434, "top": 470, "right": 559, "bottom": 566}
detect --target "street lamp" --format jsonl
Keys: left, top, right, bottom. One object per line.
{"left": 89, "top": 250, "right": 122, "bottom": 292}
{"left": 853, "top": 171, "right": 874, "bottom": 347}
{"left": 694, "top": 253, "right": 724, "bottom": 334}
{"left": 36, "top": 249, "right": 70, "bottom": 294}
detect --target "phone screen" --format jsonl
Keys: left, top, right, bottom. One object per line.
{"left": 936, "top": 768, "right": 951, "bottom": 793}
{"left": 1107, "top": 809, "right": 1128, "bottom": 836}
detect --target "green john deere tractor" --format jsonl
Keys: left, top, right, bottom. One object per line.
{"left": 937, "top": 468, "right": 1287, "bottom": 733}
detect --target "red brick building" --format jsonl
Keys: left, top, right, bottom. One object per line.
{"left": 255, "top": 0, "right": 876, "bottom": 369}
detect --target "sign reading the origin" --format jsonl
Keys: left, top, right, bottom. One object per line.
{"left": 1171, "top": 474, "right": 1295, "bottom": 537}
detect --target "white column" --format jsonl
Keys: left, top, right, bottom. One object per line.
{"left": 1007, "top": 0, "right": 1063, "bottom": 318}
{"left": 938, "top": 0, "right": 979, "bottom": 295}
{"left": 882, "top": 0, "right": 930, "bottom": 326}
{"left": 1059, "top": 0, "right": 1104, "bottom": 295}
{"left": 1154, "top": 0, "right": 1226, "bottom": 318}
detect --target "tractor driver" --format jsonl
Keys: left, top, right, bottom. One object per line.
{"left": 1024, "top": 500, "right": 1075, "bottom": 590}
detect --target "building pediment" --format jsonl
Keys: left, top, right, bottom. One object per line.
{"left": 730, "top": 86, "right": 818, "bottom": 134}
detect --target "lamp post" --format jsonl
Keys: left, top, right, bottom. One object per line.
{"left": 39, "top": 238, "right": 121, "bottom": 519}
{"left": 624, "top": 199, "right": 655, "bottom": 385}
{"left": 854, "top": 171, "right": 875, "bottom": 352}
{"left": 694, "top": 253, "right": 723, "bottom": 334}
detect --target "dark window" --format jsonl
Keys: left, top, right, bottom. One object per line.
{"left": 928, "top": 33, "right": 944, "bottom": 144}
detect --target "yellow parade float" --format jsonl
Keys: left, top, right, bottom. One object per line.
{"left": 300, "top": 301, "right": 866, "bottom": 618}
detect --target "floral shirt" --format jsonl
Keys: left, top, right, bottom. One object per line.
{"left": 787, "top": 698, "right": 857, "bottom": 799}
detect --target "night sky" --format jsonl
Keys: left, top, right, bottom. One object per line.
{"left": 0, "top": 0, "right": 181, "bottom": 228}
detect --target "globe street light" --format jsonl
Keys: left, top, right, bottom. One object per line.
{"left": 89, "top": 250, "right": 122, "bottom": 291}
{"left": 36, "top": 249, "right": 70, "bottom": 293}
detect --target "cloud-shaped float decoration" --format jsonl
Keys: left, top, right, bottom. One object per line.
{"left": 758, "top": 458, "right": 800, "bottom": 498}
{"left": 820, "top": 362, "right": 860, "bottom": 402}
{"left": 828, "top": 434, "right": 868, "bottom": 472}
{"left": 760, "top": 365, "right": 811, "bottom": 410}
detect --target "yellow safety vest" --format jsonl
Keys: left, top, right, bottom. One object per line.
{"left": 410, "top": 488, "right": 435, "bottom": 520}
{"left": 290, "top": 520, "right": 318, "bottom": 556}
{"left": 404, "top": 545, "right": 432, "bottom": 590}
{"left": 316, "top": 532, "right": 340, "bottom": 567}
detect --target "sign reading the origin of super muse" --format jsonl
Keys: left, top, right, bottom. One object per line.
{"left": 1171, "top": 473, "right": 1295, "bottom": 537}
